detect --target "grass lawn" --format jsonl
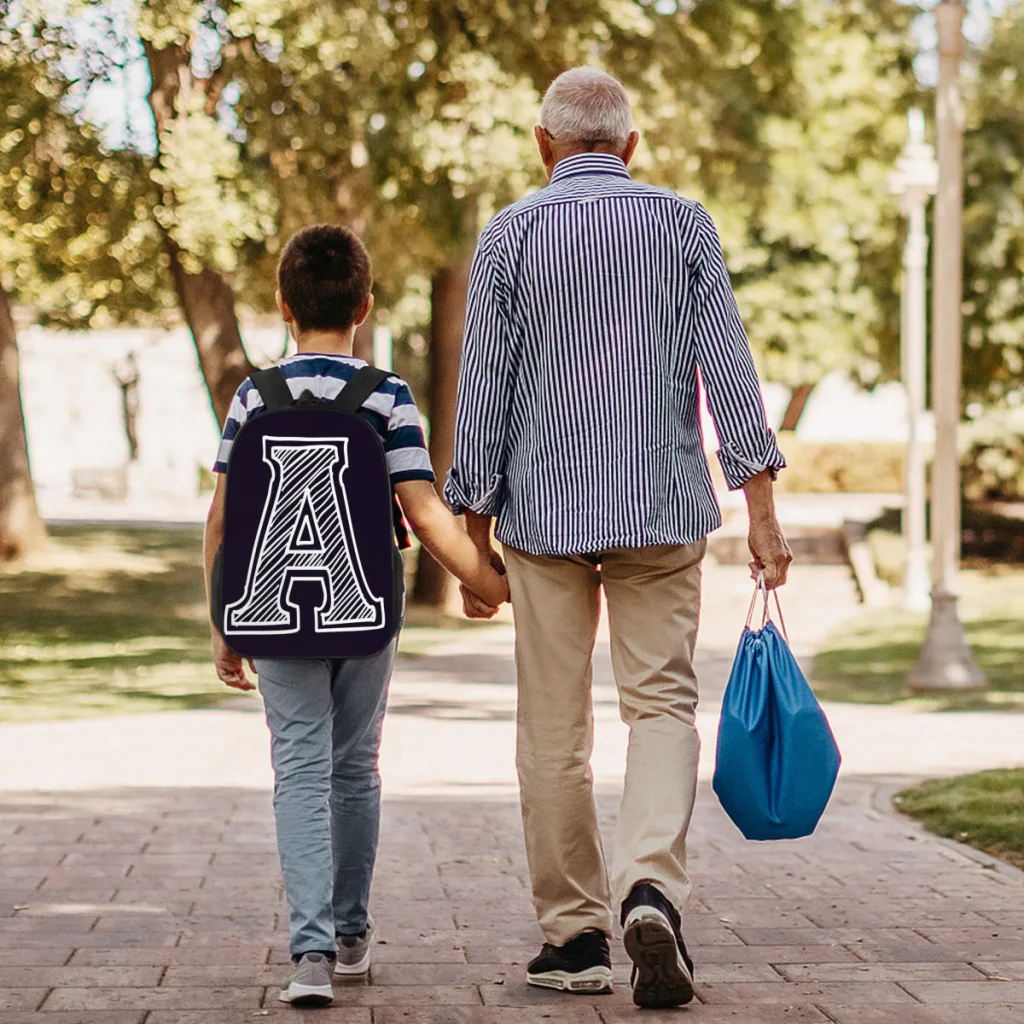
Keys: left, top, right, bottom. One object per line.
{"left": 0, "top": 525, "right": 503, "bottom": 723}
{"left": 811, "top": 569, "right": 1024, "bottom": 710}
{"left": 895, "top": 768, "right": 1024, "bottom": 871}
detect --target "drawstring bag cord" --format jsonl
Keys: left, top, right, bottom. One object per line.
{"left": 744, "top": 571, "right": 789, "bottom": 643}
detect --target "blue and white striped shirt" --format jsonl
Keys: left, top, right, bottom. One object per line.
{"left": 213, "top": 353, "right": 434, "bottom": 485}
{"left": 444, "top": 152, "right": 785, "bottom": 556}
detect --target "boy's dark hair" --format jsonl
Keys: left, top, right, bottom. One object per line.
{"left": 277, "top": 224, "right": 372, "bottom": 332}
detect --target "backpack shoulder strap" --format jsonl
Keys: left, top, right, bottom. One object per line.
{"left": 331, "top": 366, "right": 394, "bottom": 415}
{"left": 248, "top": 367, "right": 294, "bottom": 411}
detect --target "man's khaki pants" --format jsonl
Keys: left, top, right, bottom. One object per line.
{"left": 504, "top": 540, "right": 705, "bottom": 946}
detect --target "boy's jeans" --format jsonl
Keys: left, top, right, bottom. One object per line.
{"left": 255, "top": 639, "right": 395, "bottom": 958}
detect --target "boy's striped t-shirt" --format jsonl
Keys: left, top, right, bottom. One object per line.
{"left": 212, "top": 353, "right": 435, "bottom": 485}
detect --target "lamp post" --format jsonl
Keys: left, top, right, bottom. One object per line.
{"left": 907, "top": 0, "right": 985, "bottom": 691}
{"left": 889, "top": 109, "right": 936, "bottom": 613}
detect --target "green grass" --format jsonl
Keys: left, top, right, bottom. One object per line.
{"left": 0, "top": 526, "right": 505, "bottom": 722}
{"left": 0, "top": 526, "right": 225, "bottom": 721}
{"left": 895, "top": 769, "right": 1024, "bottom": 871}
{"left": 811, "top": 569, "right": 1024, "bottom": 710}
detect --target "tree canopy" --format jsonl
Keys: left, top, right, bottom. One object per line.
{"left": 2, "top": 0, "right": 1024, "bottom": 400}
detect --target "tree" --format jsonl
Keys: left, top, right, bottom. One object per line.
{"left": 0, "top": 285, "right": 46, "bottom": 560}
{"left": 0, "top": 5, "right": 168, "bottom": 560}
{"left": 715, "top": 0, "right": 921, "bottom": 389}
{"left": 134, "top": 1, "right": 273, "bottom": 423}
{"left": 962, "top": 0, "right": 1024, "bottom": 404}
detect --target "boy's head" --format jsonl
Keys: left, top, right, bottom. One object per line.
{"left": 276, "top": 224, "right": 373, "bottom": 334}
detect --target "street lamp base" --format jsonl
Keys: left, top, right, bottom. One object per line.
{"left": 907, "top": 588, "right": 985, "bottom": 692}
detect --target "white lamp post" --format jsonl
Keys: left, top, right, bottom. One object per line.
{"left": 907, "top": 0, "right": 985, "bottom": 691}
{"left": 889, "top": 109, "right": 937, "bottom": 613}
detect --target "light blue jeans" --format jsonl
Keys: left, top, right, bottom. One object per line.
{"left": 255, "top": 639, "right": 395, "bottom": 957}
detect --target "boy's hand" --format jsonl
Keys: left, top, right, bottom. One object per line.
{"left": 460, "top": 583, "right": 500, "bottom": 619}
{"left": 212, "top": 633, "right": 256, "bottom": 691}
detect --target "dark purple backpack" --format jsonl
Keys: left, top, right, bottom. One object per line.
{"left": 212, "top": 365, "right": 405, "bottom": 659}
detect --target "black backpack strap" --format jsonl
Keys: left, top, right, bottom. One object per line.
{"left": 331, "top": 366, "right": 393, "bottom": 415}
{"left": 249, "top": 367, "right": 294, "bottom": 411}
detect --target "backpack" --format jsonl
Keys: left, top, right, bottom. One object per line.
{"left": 211, "top": 364, "right": 407, "bottom": 659}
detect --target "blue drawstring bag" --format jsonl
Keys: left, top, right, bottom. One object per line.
{"left": 712, "top": 579, "right": 841, "bottom": 841}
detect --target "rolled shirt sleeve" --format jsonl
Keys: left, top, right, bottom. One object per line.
{"left": 691, "top": 204, "right": 786, "bottom": 490}
{"left": 443, "top": 240, "right": 512, "bottom": 516}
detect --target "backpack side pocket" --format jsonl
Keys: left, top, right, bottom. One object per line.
{"left": 211, "top": 545, "right": 225, "bottom": 636}
{"left": 392, "top": 544, "right": 406, "bottom": 629}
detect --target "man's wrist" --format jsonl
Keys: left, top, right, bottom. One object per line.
{"left": 465, "top": 510, "right": 494, "bottom": 552}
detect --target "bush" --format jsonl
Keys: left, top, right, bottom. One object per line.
{"left": 773, "top": 434, "right": 905, "bottom": 493}
{"left": 960, "top": 406, "right": 1024, "bottom": 502}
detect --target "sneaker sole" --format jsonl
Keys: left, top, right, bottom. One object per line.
{"left": 526, "top": 965, "right": 613, "bottom": 994}
{"left": 623, "top": 907, "right": 694, "bottom": 1009}
{"left": 279, "top": 982, "right": 334, "bottom": 1006}
{"left": 335, "top": 950, "right": 371, "bottom": 976}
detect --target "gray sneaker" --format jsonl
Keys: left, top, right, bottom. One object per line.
{"left": 335, "top": 916, "right": 374, "bottom": 976}
{"left": 279, "top": 951, "right": 335, "bottom": 1006}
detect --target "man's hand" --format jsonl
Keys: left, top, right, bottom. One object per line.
{"left": 747, "top": 513, "right": 792, "bottom": 590}
{"left": 212, "top": 633, "right": 256, "bottom": 691}
{"left": 461, "top": 510, "right": 507, "bottom": 618}
{"left": 742, "top": 470, "right": 792, "bottom": 589}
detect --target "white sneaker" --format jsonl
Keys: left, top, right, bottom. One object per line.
{"left": 335, "top": 916, "right": 374, "bottom": 976}
{"left": 279, "top": 951, "right": 334, "bottom": 1006}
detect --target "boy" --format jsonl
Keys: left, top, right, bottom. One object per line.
{"left": 203, "top": 224, "right": 508, "bottom": 1007}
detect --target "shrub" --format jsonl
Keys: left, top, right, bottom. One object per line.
{"left": 773, "top": 434, "right": 905, "bottom": 493}
{"left": 960, "top": 407, "right": 1024, "bottom": 502}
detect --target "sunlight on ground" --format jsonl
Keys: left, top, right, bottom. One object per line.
{"left": 812, "top": 570, "right": 1024, "bottom": 709}
{"left": 0, "top": 526, "right": 507, "bottom": 722}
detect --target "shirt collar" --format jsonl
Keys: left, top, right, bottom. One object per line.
{"left": 549, "top": 152, "right": 632, "bottom": 185}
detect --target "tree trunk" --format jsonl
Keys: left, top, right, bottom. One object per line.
{"left": 166, "top": 251, "right": 254, "bottom": 425}
{"left": 412, "top": 255, "right": 473, "bottom": 607}
{"left": 143, "top": 38, "right": 254, "bottom": 426}
{"left": 779, "top": 382, "right": 815, "bottom": 433}
{"left": 0, "top": 285, "right": 47, "bottom": 562}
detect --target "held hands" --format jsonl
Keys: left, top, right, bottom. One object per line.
{"left": 747, "top": 512, "right": 793, "bottom": 590}
{"left": 461, "top": 547, "right": 509, "bottom": 619}
{"left": 212, "top": 632, "right": 256, "bottom": 691}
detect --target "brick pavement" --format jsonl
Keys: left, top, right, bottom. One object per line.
{"left": 1, "top": 777, "right": 1023, "bottom": 1024}
{"left": 2, "top": 564, "right": 1023, "bottom": 1022}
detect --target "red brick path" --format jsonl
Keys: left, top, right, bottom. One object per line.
{"left": 1, "top": 777, "right": 1022, "bottom": 1023}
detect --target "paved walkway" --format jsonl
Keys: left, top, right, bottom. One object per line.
{"left": 1, "top": 564, "right": 1023, "bottom": 1023}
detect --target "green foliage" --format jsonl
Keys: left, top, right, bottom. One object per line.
{"left": 895, "top": 769, "right": 1024, "bottom": 871}
{"left": 963, "top": 0, "right": 1024, "bottom": 401}
{"left": 150, "top": 93, "right": 276, "bottom": 273}
{"left": 0, "top": 13, "right": 174, "bottom": 326}
{"left": 727, "top": 0, "right": 921, "bottom": 387}
{"left": 960, "top": 405, "right": 1024, "bottom": 501}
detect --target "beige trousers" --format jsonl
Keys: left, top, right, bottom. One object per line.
{"left": 504, "top": 540, "right": 706, "bottom": 946}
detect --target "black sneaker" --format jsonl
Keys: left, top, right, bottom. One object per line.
{"left": 621, "top": 881, "right": 694, "bottom": 1008}
{"left": 526, "top": 929, "right": 613, "bottom": 993}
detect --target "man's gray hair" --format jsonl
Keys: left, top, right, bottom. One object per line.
{"left": 540, "top": 67, "right": 633, "bottom": 148}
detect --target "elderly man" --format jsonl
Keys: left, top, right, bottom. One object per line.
{"left": 445, "top": 67, "right": 791, "bottom": 1009}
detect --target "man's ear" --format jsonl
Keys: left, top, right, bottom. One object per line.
{"left": 621, "top": 130, "right": 640, "bottom": 167}
{"left": 535, "top": 125, "right": 555, "bottom": 176}
{"left": 353, "top": 292, "right": 375, "bottom": 328}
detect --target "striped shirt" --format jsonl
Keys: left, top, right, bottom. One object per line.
{"left": 444, "top": 152, "right": 785, "bottom": 556}
{"left": 213, "top": 353, "right": 435, "bottom": 485}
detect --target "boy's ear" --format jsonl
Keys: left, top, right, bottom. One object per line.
{"left": 353, "top": 293, "right": 374, "bottom": 328}
{"left": 275, "top": 290, "right": 294, "bottom": 324}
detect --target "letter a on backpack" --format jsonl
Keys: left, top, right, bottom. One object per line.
{"left": 225, "top": 437, "right": 384, "bottom": 634}
{"left": 212, "top": 367, "right": 404, "bottom": 659}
